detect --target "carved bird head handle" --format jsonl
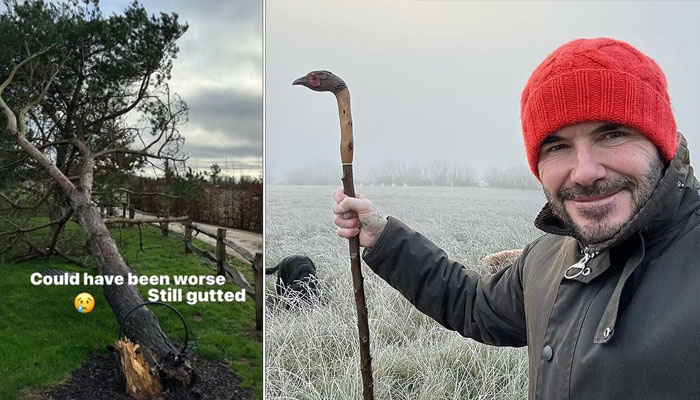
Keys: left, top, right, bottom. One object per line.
{"left": 293, "top": 70, "right": 353, "bottom": 164}
{"left": 292, "top": 70, "right": 347, "bottom": 94}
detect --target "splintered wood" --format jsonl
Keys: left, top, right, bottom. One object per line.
{"left": 115, "top": 338, "right": 162, "bottom": 400}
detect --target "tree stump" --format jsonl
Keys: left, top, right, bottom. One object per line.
{"left": 115, "top": 338, "right": 162, "bottom": 400}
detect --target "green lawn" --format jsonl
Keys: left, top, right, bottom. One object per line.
{"left": 0, "top": 222, "right": 262, "bottom": 400}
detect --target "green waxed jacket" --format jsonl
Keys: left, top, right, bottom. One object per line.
{"left": 363, "top": 134, "right": 700, "bottom": 399}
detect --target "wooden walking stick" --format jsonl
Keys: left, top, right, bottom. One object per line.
{"left": 293, "top": 70, "right": 374, "bottom": 400}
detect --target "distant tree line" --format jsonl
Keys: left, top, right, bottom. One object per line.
{"left": 281, "top": 163, "right": 339, "bottom": 186}
{"left": 97, "top": 163, "right": 263, "bottom": 232}
{"left": 481, "top": 165, "right": 540, "bottom": 190}
{"left": 276, "top": 161, "right": 539, "bottom": 190}
{"left": 368, "top": 161, "right": 478, "bottom": 187}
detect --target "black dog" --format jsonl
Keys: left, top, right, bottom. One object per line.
{"left": 266, "top": 255, "right": 320, "bottom": 304}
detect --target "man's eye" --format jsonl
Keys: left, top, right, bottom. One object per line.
{"left": 604, "top": 130, "right": 625, "bottom": 139}
{"left": 546, "top": 144, "right": 567, "bottom": 153}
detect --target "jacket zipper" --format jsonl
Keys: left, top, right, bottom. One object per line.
{"left": 564, "top": 247, "right": 599, "bottom": 279}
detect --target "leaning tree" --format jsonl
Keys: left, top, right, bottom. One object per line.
{"left": 0, "top": 0, "right": 195, "bottom": 387}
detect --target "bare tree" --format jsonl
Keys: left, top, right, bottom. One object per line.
{"left": 368, "top": 160, "right": 476, "bottom": 187}
{"left": 482, "top": 164, "right": 540, "bottom": 189}
{"left": 448, "top": 163, "right": 477, "bottom": 187}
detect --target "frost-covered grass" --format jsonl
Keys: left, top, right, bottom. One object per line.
{"left": 265, "top": 185, "right": 546, "bottom": 399}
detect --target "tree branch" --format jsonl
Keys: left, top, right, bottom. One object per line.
{"left": 0, "top": 184, "right": 55, "bottom": 211}
{"left": 94, "top": 148, "right": 187, "bottom": 163}
{"left": 0, "top": 49, "right": 78, "bottom": 197}
{"left": 86, "top": 73, "right": 151, "bottom": 128}
{"left": 0, "top": 210, "right": 71, "bottom": 237}
{"left": 18, "top": 58, "right": 67, "bottom": 135}
{"left": 54, "top": 246, "right": 91, "bottom": 269}
{"left": 0, "top": 154, "right": 30, "bottom": 169}
{"left": 0, "top": 45, "right": 54, "bottom": 95}
{"left": 94, "top": 187, "right": 181, "bottom": 200}
{"left": 0, "top": 231, "right": 25, "bottom": 256}
{"left": 0, "top": 46, "right": 55, "bottom": 136}
{"left": 45, "top": 208, "right": 75, "bottom": 257}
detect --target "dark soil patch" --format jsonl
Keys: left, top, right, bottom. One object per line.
{"left": 30, "top": 355, "right": 252, "bottom": 400}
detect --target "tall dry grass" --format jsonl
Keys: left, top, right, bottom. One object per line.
{"left": 266, "top": 185, "right": 545, "bottom": 399}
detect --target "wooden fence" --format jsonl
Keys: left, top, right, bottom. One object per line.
{"left": 114, "top": 208, "right": 263, "bottom": 331}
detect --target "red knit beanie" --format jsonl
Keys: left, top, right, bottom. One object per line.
{"left": 520, "top": 37, "right": 677, "bottom": 179}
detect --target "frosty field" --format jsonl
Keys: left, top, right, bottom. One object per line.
{"left": 265, "top": 185, "right": 546, "bottom": 399}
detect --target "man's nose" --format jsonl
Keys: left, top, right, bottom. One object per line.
{"left": 570, "top": 146, "right": 606, "bottom": 186}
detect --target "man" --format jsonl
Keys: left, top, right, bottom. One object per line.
{"left": 333, "top": 37, "right": 700, "bottom": 399}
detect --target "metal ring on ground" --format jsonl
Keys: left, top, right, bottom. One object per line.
{"left": 118, "top": 301, "right": 189, "bottom": 355}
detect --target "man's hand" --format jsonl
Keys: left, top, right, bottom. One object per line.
{"left": 333, "top": 189, "right": 387, "bottom": 248}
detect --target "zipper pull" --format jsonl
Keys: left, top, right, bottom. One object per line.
{"left": 564, "top": 247, "right": 598, "bottom": 279}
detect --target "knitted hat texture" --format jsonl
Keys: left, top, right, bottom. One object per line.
{"left": 520, "top": 37, "right": 677, "bottom": 178}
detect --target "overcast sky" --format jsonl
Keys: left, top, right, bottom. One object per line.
{"left": 103, "top": 0, "right": 262, "bottom": 179}
{"left": 266, "top": 1, "right": 700, "bottom": 184}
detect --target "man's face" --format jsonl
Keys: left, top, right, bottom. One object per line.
{"left": 537, "top": 122, "right": 664, "bottom": 245}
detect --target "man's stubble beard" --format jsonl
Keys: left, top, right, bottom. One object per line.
{"left": 544, "top": 160, "right": 664, "bottom": 245}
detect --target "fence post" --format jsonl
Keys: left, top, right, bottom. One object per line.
{"left": 129, "top": 206, "right": 135, "bottom": 220}
{"left": 216, "top": 228, "right": 226, "bottom": 276}
{"left": 184, "top": 219, "right": 192, "bottom": 254}
{"left": 253, "top": 252, "right": 263, "bottom": 331}
{"left": 121, "top": 203, "right": 127, "bottom": 228}
{"left": 160, "top": 221, "right": 169, "bottom": 237}
{"left": 165, "top": 206, "right": 172, "bottom": 237}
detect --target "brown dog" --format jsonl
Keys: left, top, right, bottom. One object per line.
{"left": 483, "top": 249, "right": 523, "bottom": 273}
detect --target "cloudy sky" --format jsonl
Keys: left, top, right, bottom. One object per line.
{"left": 266, "top": 1, "right": 700, "bottom": 184}
{"left": 103, "top": 0, "right": 262, "bottom": 179}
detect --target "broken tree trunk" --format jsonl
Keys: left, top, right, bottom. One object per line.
{"left": 115, "top": 338, "right": 163, "bottom": 400}
{"left": 76, "top": 202, "right": 193, "bottom": 384}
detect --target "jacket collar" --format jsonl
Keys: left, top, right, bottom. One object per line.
{"left": 534, "top": 133, "right": 696, "bottom": 253}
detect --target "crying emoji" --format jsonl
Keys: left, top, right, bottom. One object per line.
{"left": 74, "top": 293, "right": 95, "bottom": 314}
